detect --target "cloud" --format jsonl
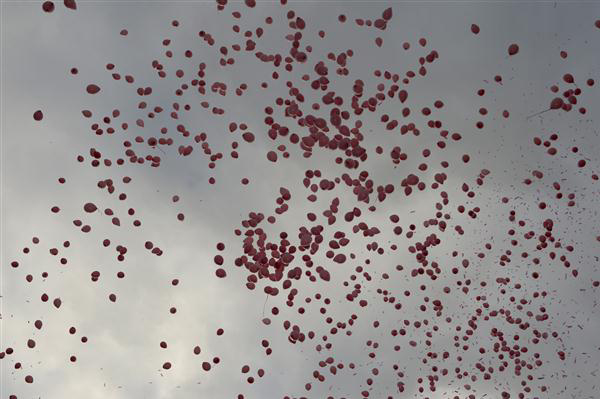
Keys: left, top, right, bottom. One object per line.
{"left": 2, "top": 2, "right": 599, "bottom": 398}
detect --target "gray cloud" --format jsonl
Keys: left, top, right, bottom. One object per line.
{"left": 2, "top": 1, "right": 600, "bottom": 399}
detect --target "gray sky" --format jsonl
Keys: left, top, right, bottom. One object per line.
{"left": 1, "top": 1, "right": 600, "bottom": 398}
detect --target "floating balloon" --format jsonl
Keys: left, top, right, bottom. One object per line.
{"left": 86, "top": 84, "right": 101, "bottom": 94}
{"left": 42, "top": 1, "right": 54, "bottom": 12}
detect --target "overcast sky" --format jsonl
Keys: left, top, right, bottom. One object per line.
{"left": 2, "top": 1, "right": 600, "bottom": 398}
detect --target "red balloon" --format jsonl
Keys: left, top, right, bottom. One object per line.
{"left": 83, "top": 203, "right": 97, "bottom": 213}
{"left": 86, "top": 84, "right": 101, "bottom": 94}
{"left": 64, "top": 0, "right": 77, "bottom": 10}
{"left": 266, "top": 151, "right": 278, "bottom": 162}
{"left": 42, "top": 1, "right": 54, "bottom": 12}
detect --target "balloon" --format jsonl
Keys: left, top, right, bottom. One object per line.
{"left": 64, "top": 0, "right": 77, "bottom": 10}
{"left": 86, "top": 84, "right": 101, "bottom": 94}
{"left": 42, "top": 1, "right": 54, "bottom": 12}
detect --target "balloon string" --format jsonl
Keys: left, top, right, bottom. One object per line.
{"left": 262, "top": 294, "right": 268, "bottom": 317}
{"left": 526, "top": 109, "right": 550, "bottom": 120}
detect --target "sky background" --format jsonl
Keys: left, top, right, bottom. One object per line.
{"left": 2, "top": 1, "right": 600, "bottom": 398}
